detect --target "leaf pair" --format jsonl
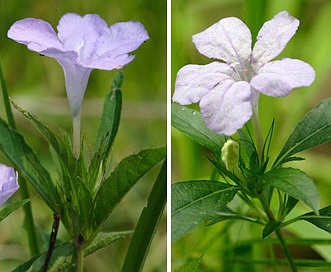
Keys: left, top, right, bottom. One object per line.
{"left": 171, "top": 98, "right": 331, "bottom": 241}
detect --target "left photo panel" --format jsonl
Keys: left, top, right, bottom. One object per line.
{"left": 0, "top": 1, "right": 166, "bottom": 271}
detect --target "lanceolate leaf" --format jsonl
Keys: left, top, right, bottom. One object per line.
{"left": 11, "top": 103, "right": 91, "bottom": 234}
{"left": 93, "top": 147, "right": 166, "bottom": 232}
{"left": 94, "top": 74, "right": 122, "bottom": 159}
{"left": 263, "top": 167, "right": 319, "bottom": 214}
{"left": 275, "top": 98, "right": 331, "bottom": 167}
{"left": 0, "top": 198, "right": 31, "bottom": 221}
{"left": 299, "top": 205, "right": 331, "bottom": 234}
{"left": 0, "top": 118, "right": 57, "bottom": 211}
{"left": 12, "top": 102, "right": 78, "bottom": 172}
{"left": 122, "top": 159, "right": 166, "bottom": 272}
{"left": 172, "top": 103, "right": 227, "bottom": 154}
{"left": 171, "top": 180, "right": 238, "bottom": 242}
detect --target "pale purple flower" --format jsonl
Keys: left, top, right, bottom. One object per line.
{"left": 8, "top": 13, "right": 149, "bottom": 116}
{"left": 173, "top": 11, "right": 315, "bottom": 135}
{"left": 0, "top": 164, "right": 19, "bottom": 205}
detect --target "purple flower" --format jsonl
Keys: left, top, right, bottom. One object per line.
{"left": 0, "top": 164, "right": 19, "bottom": 205}
{"left": 8, "top": 13, "right": 149, "bottom": 116}
{"left": 173, "top": 11, "right": 315, "bottom": 135}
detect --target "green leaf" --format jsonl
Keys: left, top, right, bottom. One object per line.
{"left": 275, "top": 98, "right": 331, "bottom": 167}
{"left": 84, "top": 231, "right": 133, "bottom": 256}
{"left": 0, "top": 118, "right": 57, "bottom": 211}
{"left": 263, "top": 167, "right": 319, "bottom": 213}
{"left": 171, "top": 180, "right": 238, "bottom": 242}
{"left": 93, "top": 147, "right": 166, "bottom": 232}
{"left": 94, "top": 81, "right": 122, "bottom": 159}
{"left": 0, "top": 198, "right": 31, "bottom": 221}
{"left": 122, "top": 159, "right": 166, "bottom": 272}
{"left": 262, "top": 221, "right": 281, "bottom": 238}
{"left": 299, "top": 205, "right": 331, "bottom": 233}
{"left": 12, "top": 102, "right": 78, "bottom": 177}
{"left": 11, "top": 103, "right": 92, "bottom": 235}
{"left": 12, "top": 231, "right": 132, "bottom": 272}
{"left": 171, "top": 103, "right": 227, "bottom": 154}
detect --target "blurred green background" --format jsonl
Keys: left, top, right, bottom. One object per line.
{"left": 172, "top": 0, "right": 331, "bottom": 271}
{"left": 0, "top": 0, "right": 166, "bottom": 271}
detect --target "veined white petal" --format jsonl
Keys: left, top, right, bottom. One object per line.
{"left": 253, "top": 11, "right": 299, "bottom": 68}
{"left": 193, "top": 17, "right": 252, "bottom": 66}
{"left": 200, "top": 81, "right": 252, "bottom": 135}
{"left": 173, "top": 62, "right": 235, "bottom": 105}
{"left": 250, "top": 58, "right": 315, "bottom": 97}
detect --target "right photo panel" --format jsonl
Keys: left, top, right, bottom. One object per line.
{"left": 171, "top": 1, "right": 331, "bottom": 271}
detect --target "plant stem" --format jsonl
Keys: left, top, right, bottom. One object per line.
{"left": 259, "top": 196, "right": 297, "bottom": 272}
{"left": 0, "top": 59, "right": 39, "bottom": 256}
{"left": 251, "top": 104, "right": 263, "bottom": 164}
{"left": 75, "top": 235, "right": 84, "bottom": 272}
{"left": 42, "top": 213, "right": 60, "bottom": 272}
{"left": 72, "top": 109, "right": 82, "bottom": 158}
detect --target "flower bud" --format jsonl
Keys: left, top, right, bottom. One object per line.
{"left": 0, "top": 164, "right": 19, "bottom": 205}
{"left": 221, "top": 139, "right": 239, "bottom": 171}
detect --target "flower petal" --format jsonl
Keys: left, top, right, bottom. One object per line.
{"left": 7, "top": 18, "right": 62, "bottom": 52}
{"left": 82, "top": 21, "right": 149, "bottom": 69}
{"left": 200, "top": 81, "right": 252, "bottom": 135}
{"left": 253, "top": 11, "right": 299, "bottom": 67}
{"left": 193, "top": 17, "right": 252, "bottom": 66}
{"left": 57, "top": 13, "right": 108, "bottom": 60}
{"left": 100, "top": 21, "right": 149, "bottom": 55}
{"left": 250, "top": 58, "right": 315, "bottom": 97}
{"left": 173, "top": 62, "right": 235, "bottom": 105}
{"left": 0, "top": 164, "right": 19, "bottom": 206}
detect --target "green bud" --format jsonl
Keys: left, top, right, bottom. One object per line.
{"left": 221, "top": 139, "right": 239, "bottom": 171}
